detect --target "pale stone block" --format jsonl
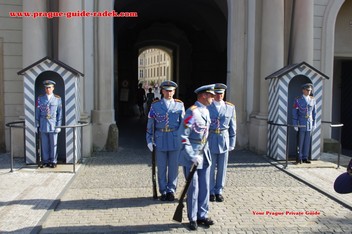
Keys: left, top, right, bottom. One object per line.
{"left": 0, "top": 0, "right": 22, "bottom": 5}
{"left": 4, "top": 93, "right": 23, "bottom": 105}
{"left": 3, "top": 55, "right": 22, "bottom": 69}
{"left": 314, "top": 16, "right": 323, "bottom": 27}
{"left": 11, "top": 126, "right": 25, "bottom": 158}
{"left": 0, "top": 30, "right": 22, "bottom": 43}
{"left": 4, "top": 42, "right": 22, "bottom": 56}
{"left": 105, "top": 124, "right": 118, "bottom": 152}
{"left": 314, "top": 5, "right": 326, "bottom": 17}
{"left": 81, "top": 124, "right": 92, "bottom": 157}
{"left": 5, "top": 105, "right": 24, "bottom": 117}
{"left": 4, "top": 80, "right": 23, "bottom": 92}
{"left": 4, "top": 68, "right": 22, "bottom": 81}
{"left": 0, "top": 4, "right": 22, "bottom": 17}
{"left": 314, "top": 0, "right": 329, "bottom": 6}
{"left": 0, "top": 18, "right": 22, "bottom": 31}
{"left": 314, "top": 39, "right": 321, "bottom": 49}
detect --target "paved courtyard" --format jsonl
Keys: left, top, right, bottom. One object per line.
{"left": 1, "top": 117, "right": 351, "bottom": 233}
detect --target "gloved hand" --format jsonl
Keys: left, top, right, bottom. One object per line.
{"left": 55, "top": 128, "right": 61, "bottom": 133}
{"left": 147, "top": 143, "right": 154, "bottom": 152}
{"left": 294, "top": 127, "right": 298, "bottom": 131}
{"left": 229, "top": 147, "right": 235, "bottom": 151}
{"left": 35, "top": 128, "right": 38, "bottom": 134}
{"left": 192, "top": 156, "right": 203, "bottom": 166}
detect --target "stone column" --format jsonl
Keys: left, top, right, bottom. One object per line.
{"left": 291, "top": 0, "right": 314, "bottom": 64}
{"left": 249, "top": 0, "right": 284, "bottom": 153}
{"left": 58, "top": 0, "right": 84, "bottom": 114}
{"left": 0, "top": 38, "right": 4, "bottom": 151}
{"left": 226, "top": 0, "right": 248, "bottom": 147}
{"left": 19, "top": 0, "right": 47, "bottom": 155}
{"left": 91, "top": 0, "right": 118, "bottom": 151}
{"left": 23, "top": 0, "right": 47, "bottom": 66}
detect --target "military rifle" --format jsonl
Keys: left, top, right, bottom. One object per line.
{"left": 152, "top": 144, "right": 158, "bottom": 199}
{"left": 36, "top": 127, "right": 43, "bottom": 168}
{"left": 173, "top": 164, "right": 197, "bottom": 222}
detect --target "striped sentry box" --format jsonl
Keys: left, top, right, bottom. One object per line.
{"left": 266, "top": 62, "right": 329, "bottom": 160}
{"left": 18, "top": 57, "right": 83, "bottom": 164}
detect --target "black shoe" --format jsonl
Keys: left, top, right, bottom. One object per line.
{"left": 41, "top": 163, "right": 50, "bottom": 168}
{"left": 296, "top": 160, "right": 302, "bottom": 164}
{"left": 210, "top": 194, "right": 215, "bottom": 202}
{"left": 166, "top": 192, "right": 175, "bottom": 201}
{"left": 189, "top": 221, "right": 198, "bottom": 231}
{"left": 215, "top": 194, "right": 224, "bottom": 202}
{"left": 197, "top": 218, "right": 214, "bottom": 226}
{"left": 303, "top": 159, "right": 311, "bottom": 164}
{"left": 160, "top": 194, "right": 167, "bottom": 201}
{"left": 50, "top": 163, "right": 57, "bottom": 168}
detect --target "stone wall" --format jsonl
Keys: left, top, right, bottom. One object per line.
{"left": 0, "top": 0, "right": 23, "bottom": 151}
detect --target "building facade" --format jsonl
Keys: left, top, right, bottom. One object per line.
{"left": 138, "top": 48, "right": 171, "bottom": 88}
{"left": 0, "top": 0, "right": 351, "bottom": 159}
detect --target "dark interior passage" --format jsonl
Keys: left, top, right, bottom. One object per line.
{"left": 114, "top": 0, "right": 228, "bottom": 123}
{"left": 341, "top": 60, "right": 352, "bottom": 151}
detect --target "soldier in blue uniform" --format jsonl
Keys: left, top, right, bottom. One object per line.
{"left": 292, "top": 83, "right": 316, "bottom": 164}
{"left": 146, "top": 81, "right": 185, "bottom": 201}
{"left": 208, "top": 83, "right": 236, "bottom": 202}
{"left": 178, "top": 84, "right": 215, "bottom": 231}
{"left": 35, "top": 80, "right": 62, "bottom": 168}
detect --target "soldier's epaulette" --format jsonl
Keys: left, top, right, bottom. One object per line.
{"left": 54, "top": 94, "right": 61, "bottom": 98}
{"left": 152, "top": 99, "right": 160, "bottom": 104}
{"left": 38, "top": 94, "right": 44, "bottom": 97}
{"left": 225, "top": 101, "right": 234, "bottom": 106}
{"left": 295, "top": 96, "right": 301, "bottom": 99}
{"left": 174, "top": 99, "right": 183, "bottom": 103}
{"left": 190, "top": 105, "right": 197, "bottom": 111}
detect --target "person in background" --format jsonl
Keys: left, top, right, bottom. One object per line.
{"left": 136, "top": 83, "right": 146, "bottom": 117}
{"left": 146, "top": 87, "right": 155, "bottom": 114}
{"left": 208, "top": 83, "right": 236, "bottom": 202}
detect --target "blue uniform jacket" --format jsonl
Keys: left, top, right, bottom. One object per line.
{"left": 178, "top": 101, "right": 212, "bottom": 169}
{"left": 292, "top": 95, "right": 316, "bottom": 131}
{"left": 35, "top": 94, "right": 62, "bottom": 133}
{"left": 146, "top": 98, "right": 185, "bottom": 151}
{"left": 208, "top": 101, "right": 237, "bottom": 154}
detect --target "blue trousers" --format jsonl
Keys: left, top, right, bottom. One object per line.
{"left": 210, "top": 152, "right": 228, "bottom": 195}
{"left": 298, "top": 131, "right": 311, "bottom": 160}
{"left": 183, "top": 164, "right": 210, "bottom": 222}
{"left": 41, "top": 132, "right": 58, "bottom": 164}
{"left": 156, "top": 150, "right": 179, "bottom": 194}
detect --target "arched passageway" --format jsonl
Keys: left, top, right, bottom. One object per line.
{"left": 114, "top": 0, "right": 228, "bottom": 129}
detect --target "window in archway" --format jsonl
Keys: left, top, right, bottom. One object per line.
{"left": 138, "top": 48, "right": 172, "bottom": 99}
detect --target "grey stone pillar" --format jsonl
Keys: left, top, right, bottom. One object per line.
{"left": 0, "top": 38, "right": 4, "bottom": 152}
{"left": 23, "top": 0, "right": 47, "bottom": 66}
{"left": 91, "top": 0, "right": 118, "bottom": 151}
{"left": 291, "top": 0, "right": 314, "bottom": 64}
{"left": 249, "top": 0, "right": 284, "bottom": 153}
{"left": 58, "top": 0, "right": 84, "bottom": 114}
{"left": 226, "top": 0, "right": 247, "bottom": 148}
{"left": 19, "top": 0, "right": 47, "bottom": 155}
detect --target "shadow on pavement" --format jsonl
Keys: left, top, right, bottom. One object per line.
{"left": 25, "top": 223, "right": 186, "bottom": 234}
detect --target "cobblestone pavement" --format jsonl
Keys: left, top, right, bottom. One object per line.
{"left": 1, "top": 116, "right": 352, "bottom": 233}
{"left": 0, "top": 156, "right": 75, "bottom": 233}
{"left": 36, "top": 148, "right": 352, "bottom": 234}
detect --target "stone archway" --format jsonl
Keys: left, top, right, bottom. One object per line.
{"left": 114, "top": 0, "right": 228, "bottom": 124}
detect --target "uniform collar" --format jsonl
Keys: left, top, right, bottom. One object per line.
{"left": 47, "top": 94, "right": 53, "bottom": 100}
